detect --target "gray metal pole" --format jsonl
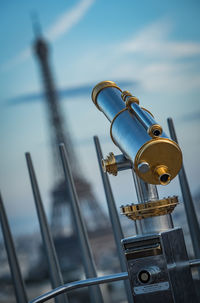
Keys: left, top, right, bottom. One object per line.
{"left": 167, "top": 117, "right": 200, "bottom": 258}
{"left": 0, "top": 193, "right": 28, "bottom": 303}
{"left": 132, "top": 170, "right": 173, "bottom": 234}
{"left": 132, "top": 170, "right": 159, "bottom": 203}
{"left": 25, "top": 153, "right": 68, "bottom": 303}
{"left": 93, "top": 136, "right": 134, "bottom": 303}
{"left": 59, "top": 143, "right": 104, "bottom": 303}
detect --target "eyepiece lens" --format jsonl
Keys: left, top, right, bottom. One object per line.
{"left": 153, "top": 129, "right": 160, "bottom": 136}
{"left": 160, "top": 174, "right": 170, "bottom": 184}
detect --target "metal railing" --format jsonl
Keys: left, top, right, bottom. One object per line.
{"left": 0, "top": 118, "right": 200, "bottom": 303}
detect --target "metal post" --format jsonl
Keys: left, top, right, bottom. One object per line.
{"left": 132, "top": 171, "right": 173, "bottom": 234}
{"left": 132, "top": 170, "right": 159, "bottom": 203}
{"left": 0, "top": 193, "right": 28, "bottom": 303}
{"left": 93, "top": 136, "right": 134, "bottom": 303}
{"left": 25, "top": 153, "right": 68, "bottom": 303}
{"left": 167, "top": 117, "right": 200, "bottom": 259}
{"left": 59, "top": 143, "right": 104, "bottom": 303}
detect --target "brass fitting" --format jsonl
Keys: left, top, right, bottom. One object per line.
{"left": 121, "top": 90, "right": 132, "bottom": 101}
{"left": 154, "top": 165, "right": 171, "bottom": 185}
{"left": 120, "top": 196, "right": 178, "bottom": 220}
{"left": 102, "top": 152, "right": 118, "bottom": 176}
{"left": 148, "top": 124, "right": 163, "bottom": 138}
{"left": 121, "top": 90, "right": 140, "bottom": 105}
{"left": 91, "top": 81, "right": 121, "bottom": 110}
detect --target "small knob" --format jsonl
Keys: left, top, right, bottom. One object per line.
{"left": 102, "top": 152, "right": 118, "bottom": 176}
{"left": 138, "top": 161, "right": 150, "bottom": 173}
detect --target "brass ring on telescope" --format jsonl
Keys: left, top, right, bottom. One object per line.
{"left": 120, "top": 196, "right": 178, "bottom": 220}
{"left": 125, "top": 97, "right": 140, "bottom": 107}
{"left": 91, "top": 81, "right": 121, "bottom": 111}
{"left": 110, "top": 108, "right": 129, "bottom": 146}
{"left": 140, "top": 107, "right": 154, "bottom": 118}
{"left": 121, "top": 91, "right": 140, "bottom": 105}
{"left": 121, "top": 90, "right": 133, "bottom": 101}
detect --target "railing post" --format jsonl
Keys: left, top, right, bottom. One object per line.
{"left": 59, "top": 143, "right": 104, "bottom": 303}
{"left": 167, "top": 118, "right": 200, "bottom": 260}
{"left": 93, "top": 136, "right": 134, "bottom": 303}
{"left": 0, "top": 193, "right": 28, "bottom": 303}
{"left": 25, "top": 153, "right": 69, "bottom": 303}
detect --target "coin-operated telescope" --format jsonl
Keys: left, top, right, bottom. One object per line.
{"left": 92, "top": 81, "right": 197, "bottom": 303}
{"left": 92, "top": 81, "right": 182, "bottom": 185}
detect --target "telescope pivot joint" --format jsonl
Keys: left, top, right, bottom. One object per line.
{"left": 102, "top": 153, "right": 132, "bottom": 176}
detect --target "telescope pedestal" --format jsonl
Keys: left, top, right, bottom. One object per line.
{"left": 122, "top": 228, "right": 197, "bottom": 302}
{"left": 91, "top": 81, "right": 198, "bottom": 302}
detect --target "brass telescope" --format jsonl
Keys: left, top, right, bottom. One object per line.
{"left": 92, "top": 81, "right": 182, "bottom": 185}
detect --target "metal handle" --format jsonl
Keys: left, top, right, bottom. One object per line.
{"left": 29, "top": 272, "right": 129, "bottom": 303}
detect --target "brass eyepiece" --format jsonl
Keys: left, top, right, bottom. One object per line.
{"left": 154, "top": 165, "right": 171, "bottom": 185}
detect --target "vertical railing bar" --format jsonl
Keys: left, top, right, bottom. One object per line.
{"left": 167, "top": 118, "right": 200, "bottom": 259}
{"left": 0, "top": 193, "right": 28, "bottom": 303}
{"left": 93, "top": 136, "right": 134, "bottom": 303}
{"left": 25, "top": 153, "right": 69, "bottom": 303}
{"left": 59, "top": 143, "right": 104, "bottom": 303}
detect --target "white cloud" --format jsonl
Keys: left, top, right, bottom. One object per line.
{"left": 46, "top": 0, "right": 94, "bottom": 42}
{"left": 1, "top": 0, "right": 94, "bottom": 73}
{"left": 73, "top": 19, "right": 200, "bottom": 93}
{"left": 116, "top": 20, "right": 200, "bottom": 92}
{"left": 120, "top": 19, "right": 200, "bottom": 58}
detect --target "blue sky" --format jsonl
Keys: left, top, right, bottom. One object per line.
{"left": 0, "top": 0, "right": 200, "bottom": 236}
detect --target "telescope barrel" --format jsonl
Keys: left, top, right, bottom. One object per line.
{"left": 92, "top": 81, "right": 182, "bottom": 185}
{"left": 129, "top": 102, "right": 163, "bottom": 137}
{"left": 92, "top": 81, "right": 124, "bottom": 121}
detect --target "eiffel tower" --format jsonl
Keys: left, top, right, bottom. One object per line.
{"left": 32, "top": 22, "right": 112, "bottom": 275}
